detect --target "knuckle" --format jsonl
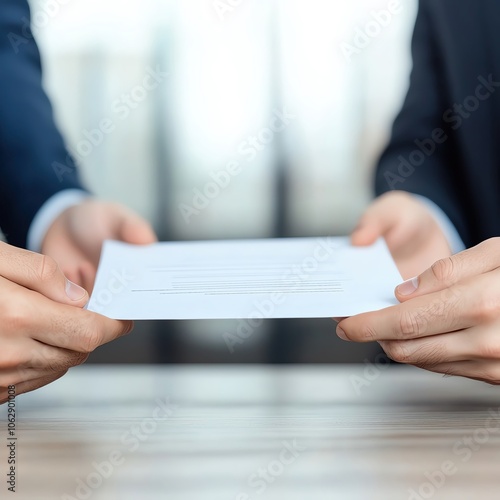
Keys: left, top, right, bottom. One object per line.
{"left": 476, "top": 336, "right": 500, "bottom": 360}
{"left": 71, "top": 352, "right": 90, "bottom": 367}
{"left": 47, "top": 351, "right": 89, "bottom": 371}
{"left": 430, "top": 257, "right": 456, "bottom": 283}
{"left": 359, "top": 323, "right": 379, "bottom": 341}
{"left": 470, "top": 293, "right": 500, "bottom": 324}
{"left": 36, "top": 254, "right": 60, "bottom": 284}
{"left": 80, "top": 328, "right": 104, "bottom": 353}
{"left": 79, "top": 324, "right": 104, "bottom": 353}
{"left": 398, "top": 309, "right": 427, "bottom": 338}
{"left": 28, "top": 346, "right": 52, "bottom": 371}
{"left": 432, "top": 288, "right": 461, "bottom": 327}
{"left": 413, "top": 341, "right": 446, "bottom": 368}
{"left": 45, "top": 357, "right": 64, "bottom": 373}
{"left": 384, "top": 341, "right": 411, "bottom": 363}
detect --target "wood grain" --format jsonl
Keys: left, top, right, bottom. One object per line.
{"left": 1, "top": 365, "right": 499, "bottom": 500}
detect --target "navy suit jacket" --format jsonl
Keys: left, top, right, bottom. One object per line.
{"left": 376, "top": 0, "right": 500, "bottom": 249}
{"left": 0, "top": 0, "right": 84, "bottom": 249}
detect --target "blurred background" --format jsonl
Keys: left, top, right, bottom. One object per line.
{"left": 30, "top": 0, "right": 417, "bottom": 364}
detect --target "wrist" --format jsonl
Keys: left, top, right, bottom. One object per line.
{"left": 28, "top": 190, "right": 91, "bottom": 253}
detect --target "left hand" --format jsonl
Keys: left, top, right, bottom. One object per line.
{"left": 41, "top": 199, "right": 157, "bottom": 292}
{"left": 336, "top": 238, "right": 500, "bottom": 385}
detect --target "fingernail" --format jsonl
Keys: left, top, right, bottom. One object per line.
{"left": 336, "top": 326, "right": 349, "bottom": 341}
{"left": 397, "top": 276, "right": 419, "bottom": 296}
{"left": 66, "top": 279, "right": 87, "bottom": 301}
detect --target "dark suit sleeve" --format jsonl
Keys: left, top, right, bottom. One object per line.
{"left": 375, "top": 0, "right": 473, "bottom": 246}
{"left": 0, "top": 0, "right": 87, "bottom": 249}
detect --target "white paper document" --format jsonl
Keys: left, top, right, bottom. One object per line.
{"left": 87, "top": 237, "right": 402, "bottom": 320}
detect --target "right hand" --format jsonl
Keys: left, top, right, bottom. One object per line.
{"left": 351, "top": 191, "right": 452, "bottom": 279}
{"left": 0, "top": 242, "right": 133, "bottom": 404}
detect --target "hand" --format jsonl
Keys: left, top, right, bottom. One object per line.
{"left": 351, "top": 191, "right": 452, "bottom": 279}
{"left": 336, "top": 238, "right": 500, "bottom": 385}
{"left": 0, "top": 242, "right": 133, "bottom": 403}
{"left": 41, "top": 199, "right": 157, "bottom": 292}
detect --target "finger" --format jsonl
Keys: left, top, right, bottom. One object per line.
{"left": 6, "top": 340, "right": 89, "bottom": 384}
{"left": 0, "top": 337, "right": 41, "bottom": 372}
{"left": 378, "top": 328, "right": 479, "bottom": 366}
{"left": 415, "top": 360, "right": 500, "bottom": 385}
{"left": 337, "top": 283, "right": 472, "bottom": 342}
{"left": 351, "top": 192, "right": 416, "bottom": 247}
{"left": 380, "top": 319, "right": 500, "bottom": 367}
{"left": 0, "top": 347, "right": 87, "bottom": 387}
{"left": 0, "top": 371, "right": 67, "bottom": 403}
{"left": 29, "top": 300, "right": 134, "bottom": 353}
{"left": 80, "top": 264, "right": 97, "bottom": 294}
{"left": 117, "top": 209, "right": 157, "bottom": 246}
{"left": 1, "top": 367, "right": 62, "bottom": 390}
{"left": 0, "top": 330, "right": 90, "bottom": 388}
{"left": 1, "top": 280, "right": 133, "bottom": 352}
{"left": 0, "top": 242, "right": 88, "bottom": 307}
{"left": 78, "top": 260, "right": 96, "bottom": 294}
{"left": 64, "top": 268, "right": 81, "bottom": 288}
{"left": 351, "top": 204, "right": 395, "bottom": 247}
{"left": 395, "top": 238, "right": 500, "bottom": 301}
{"left": 60, "top": 259, "right": 95, "bottom": 291}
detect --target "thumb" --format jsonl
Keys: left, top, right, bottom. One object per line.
{"left": 0, "top": 242, "right": 88, "bottom": 307}
{"left": 351, "top": 198, "right": 398, "bottom": 247}
{"left": 395, "top": 239, "right": 500, "bottom": 302}
{"left": 351, "top": 218, "right": 383, "bottom": 246}
{"left": 118, "top": 212, "right": 157, "bottom": 245}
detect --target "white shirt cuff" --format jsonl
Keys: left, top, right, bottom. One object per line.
{"left": 413, "top": 195, "right": 466, "bottom": 255}
{"left": 27, "top": 190, "right": 91, "bottom": 252}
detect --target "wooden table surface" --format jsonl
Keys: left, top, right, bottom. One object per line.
{"left": 1, "top": 365, "right": 500, "bottom": 500}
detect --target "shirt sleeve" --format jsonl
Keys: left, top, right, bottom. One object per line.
{"left": 374, "top": 0, "right": 473, "bottom": 247}
{"left": 413, "top": 195, "right": 466, "bottom": 255}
